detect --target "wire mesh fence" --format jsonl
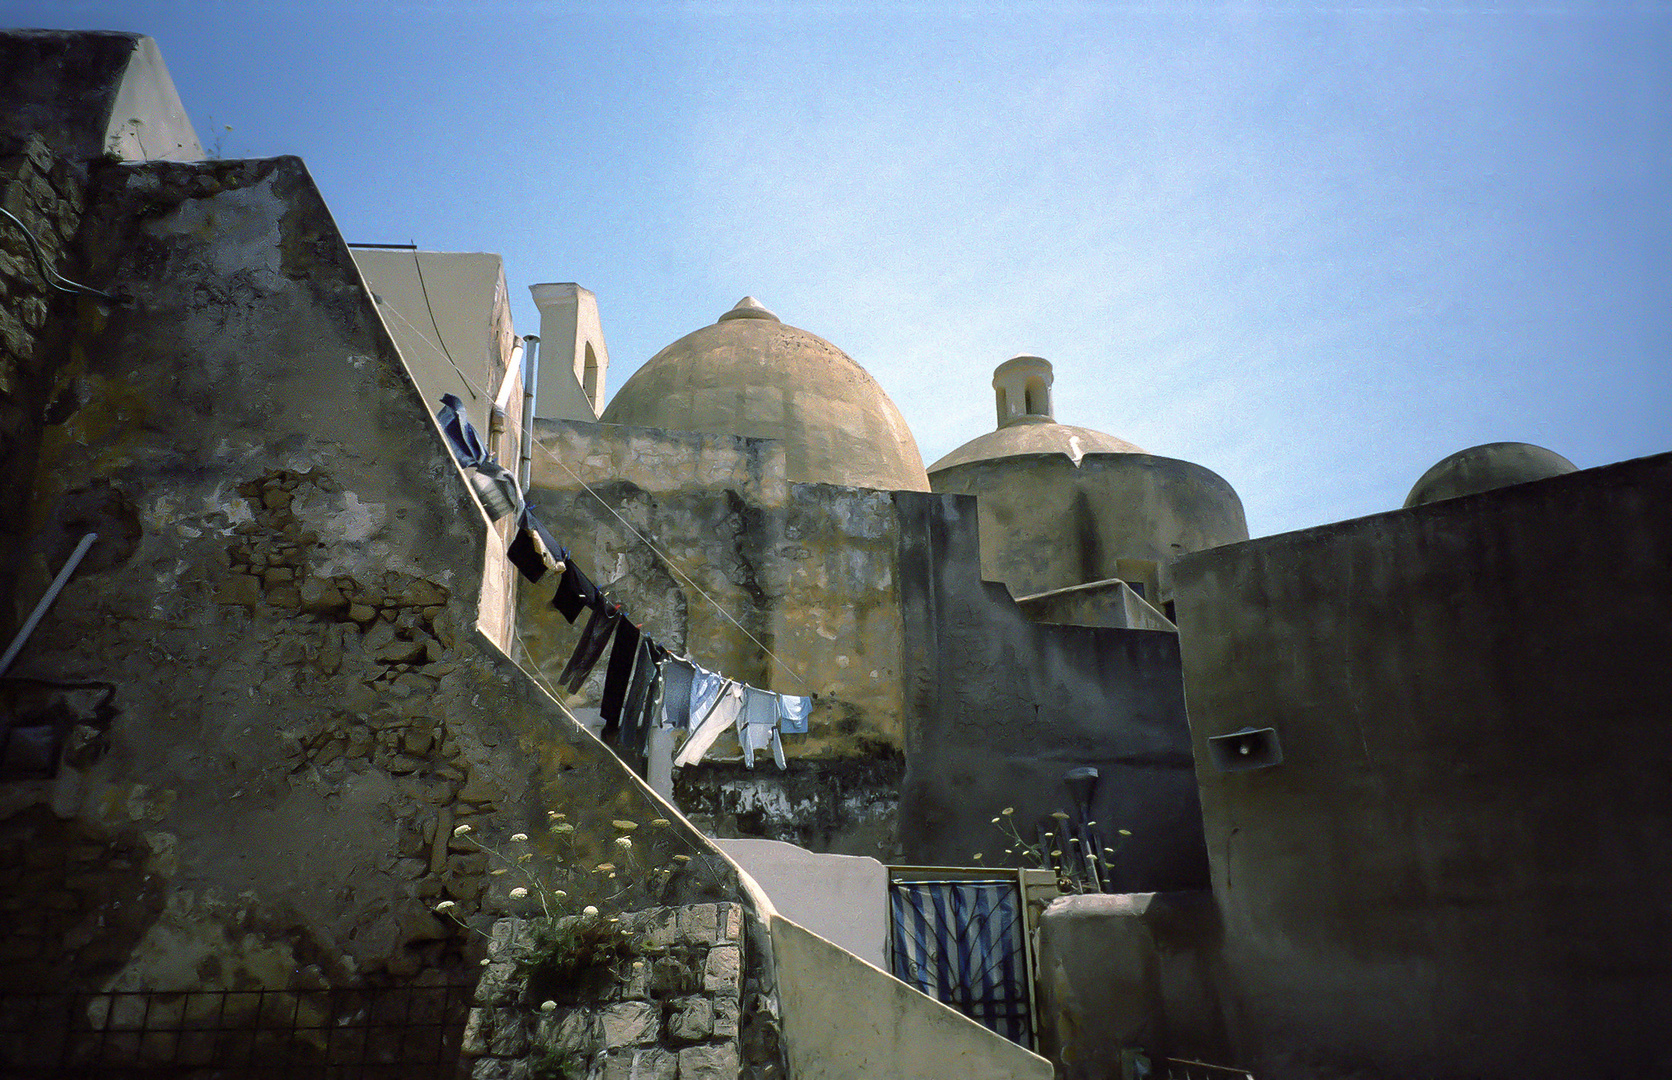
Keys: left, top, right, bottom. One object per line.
{"left": 0, "top": 983, "right": 472, "bottom": 1078}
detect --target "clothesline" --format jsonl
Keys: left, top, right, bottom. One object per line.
{"left": 435, "top": 392, "right": 810, "bottom": 774}
{"left": 374, "top": 289, "right": 810, "bottom": 694}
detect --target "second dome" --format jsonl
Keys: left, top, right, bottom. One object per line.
{"left": 599, "top": 297, "right": 930, "bottom": 492}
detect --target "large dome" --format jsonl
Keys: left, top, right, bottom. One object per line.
{"left": 1404, "top": 442, "right": 1577, "bottom": 508}
{"left": 599, "top": 297, "right": 930, "bottom": 492}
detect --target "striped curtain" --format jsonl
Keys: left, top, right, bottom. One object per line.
{"left": 888, "top": 880, "right": 1032, "bottom": 1046}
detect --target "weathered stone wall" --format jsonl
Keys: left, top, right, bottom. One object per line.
{"left": 527, "top": 424, "right": 1214, "bottom": 878}
{"left": 0, "top": 152, "right": 782, "bottom": 1080}
{"left": 525, "top": 421, "right": 907, "bottom": 859}
{"left": 465, "top": 904, "right": 769, "bottom": 1080}
{"left": 0, "top": 31, "right": 200, "bottom": 162}
{"left": 0, "top": 133, "right": 89, "bottom": 639}
{"left": 1172, "top": 452, "right": 1672, "bottom": 1080}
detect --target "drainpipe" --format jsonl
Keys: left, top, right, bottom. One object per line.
{"left": 519, "top": 334, "right": 540, "bottom": 493}
{"left": 0, "top": 532, "right": 98, "bottom": 676}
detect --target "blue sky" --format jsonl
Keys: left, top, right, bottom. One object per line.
{"left": 14, "top": 1, "right": 1671, "bottom": 537}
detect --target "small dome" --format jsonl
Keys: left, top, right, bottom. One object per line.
{"left": 929, "top": 423, "right": 1145, "bottom": 473}
{"left": 929, "top": 356, "right": 1145, "bottom": 473}
{"left": 1404, "top": 442, "right": 1577, "bottom": 508}
{"left": 600, "top": 298, "right": 930, "bottom": 492}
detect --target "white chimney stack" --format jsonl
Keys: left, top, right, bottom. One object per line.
{"left": 529, "top": 283, "right": 610, "bottom": 420}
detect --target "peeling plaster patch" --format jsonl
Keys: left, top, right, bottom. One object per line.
{"left": 289, "top": 488, "right": 397, "bottom": 573}
{"left": 325, "top": 492, "right": 383, "bottom": 543}
{"left": 151, "top": 559, "right": 189, "bottom": 609}
{"left": 146, "top": 172, "right": 285, "bottom": 290}
{"left": 720, "top": 779, "right": 816, "bottom": 822}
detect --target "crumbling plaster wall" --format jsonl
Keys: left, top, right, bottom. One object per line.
{"left": 1, "top": 155, "right": 766, "bottom": 1024}
{"left": 1172, "top": 452, "right": 1672, "bottom": 1080}
{"left": 896, "top": 491, "right": 1211, "bottom": 891}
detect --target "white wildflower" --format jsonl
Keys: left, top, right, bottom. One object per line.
{"left": 509, "top": 887, "right": 528, "bottom": 899}
{"left": 510, "top": 833, "right": 529, "bottom": 843}
{"left": 614, "top": 837, "right": 632, "bottom": 850}
{"left": 540, "top": 1000, "right": 557, "bottom": 1013}
{"left": 582, "top": 905, "right": 599, "bottom": 917}
{"left": 452, "top": 823, "right": 472, "bottom": 836}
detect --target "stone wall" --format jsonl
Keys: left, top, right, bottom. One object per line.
{"left": 526, "top": 424, "right": 1214, "bottom": 879}
{"left": 525, "top": 421, "right": 908, "bottom": 859}
{"left": 0, "top": 151, "right": 783, "bottom": 1079}
{"left": 0, "top": 133, "right": 88, "bottom": 640}
{"left": 0, "top": 31, "right": 199, "bottom": 163}
{"left": 1172, "top": 452, "right": 1672, "bottom": 1080}
{"left": 464, "top": 904, "right": 769, "bottom": 1080}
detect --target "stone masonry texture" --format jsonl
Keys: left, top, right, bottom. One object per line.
{"left": 463, "top": 904, "right": 772, "bottom": 1080}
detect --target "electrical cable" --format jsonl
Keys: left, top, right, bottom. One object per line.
{"left": 531, "top": 433, "right": 812, "bottom": 692}
{"left": 0, "top": 206, "right": 118, "bottom": 301}
{"left": 409, "top": 246, "right": 480, "bottom": 399}
{"left": 371, "top": 291, "right": 484, "bottom": 404}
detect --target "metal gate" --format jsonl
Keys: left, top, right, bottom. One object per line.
{"left": 887, "top": 876, "right": 1033, "bottom": 1047}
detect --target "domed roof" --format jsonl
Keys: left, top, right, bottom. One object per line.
{"left": 928, "top": 355, "right": 1146, "bottom": 473}
{"left": 1404, "top": 442, "right": 1577, "bottom": 508}
{"left": 599, "top": 298, "right": 930, "bottom": 492}
{"left": 929, "top": 422, "right": 1146, "bottom": 473}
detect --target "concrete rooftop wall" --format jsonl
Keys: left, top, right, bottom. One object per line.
{"left": 1172, "top": 452, "right": 1672, "bottom": 1079}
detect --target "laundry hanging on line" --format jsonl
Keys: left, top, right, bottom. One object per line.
{"left": 436, "top": 393, "right": 521, "bottom": 521}
{"left": 436, "top": 394, "right": 813, "bottom": 773}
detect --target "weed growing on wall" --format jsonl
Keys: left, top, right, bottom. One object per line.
{"left": 432, "top": 811, "right": 728, "bottom": 1003}
{"left": 972, "top": 806, "right": 1130, "bottom": 893}
{"left": 520, "top": 911, "right": 638, "bottom": 1003}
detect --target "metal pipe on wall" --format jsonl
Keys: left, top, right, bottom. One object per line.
{"left": 0, "top": 532, "right": 98, "bottom": 676}
{"left": 519, "top": 334, "right": 540, "bottom": 492}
